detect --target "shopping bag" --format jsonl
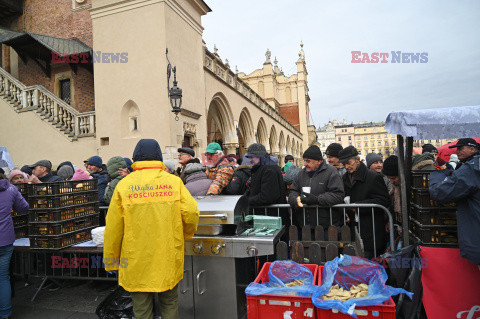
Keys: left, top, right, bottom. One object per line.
{"left": 95, "top": 286, "right": 134, "bottom": 319}
{"left": 312, "top": 255, "right": 413, "bottom": 317}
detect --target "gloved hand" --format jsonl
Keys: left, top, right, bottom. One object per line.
{"left": 301, "top": 192, "right": 318, "bottom": 206}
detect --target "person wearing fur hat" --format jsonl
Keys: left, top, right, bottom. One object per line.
{"left": 326, "top": 143, "right": 346, "bottom": 177}
{"left": 338, "top": 146, "right": 390, "bottom": 258}
{"left": 71, "top": 168, "right": 93, "bottom": 181}
{"left": 245, "top": 143, "right": 288, "bottom": 225}
{"left": 8, "top": 170, "right": 28, "bottom": 185}
{"left": 288, "top": 145, "right": 345, "bottom": 232}
{"left": 412, "top": 152, "right": 436, "bottom": 171}
{"left": 184, "top": 163, "right": 212, "bottom": 196}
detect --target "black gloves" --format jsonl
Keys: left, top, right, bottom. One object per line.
{"left": 301, "top": 192, "right": 318, "bottom": 206}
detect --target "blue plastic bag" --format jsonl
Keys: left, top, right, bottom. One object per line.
{"left": 312, "top": 255, "right": 413, "bottom": 317}
{"left": 245, "top": 261, "right": 318, "bottom": 297}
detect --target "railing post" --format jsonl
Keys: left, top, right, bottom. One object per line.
{"left": 33, "top": 89, "right": 39, "bottom": 108}
{"left": 74, "top": 116, "right": 80, "bottom": 137}
{"left": 22, "top": 90, "right": 27, "bottom": 109}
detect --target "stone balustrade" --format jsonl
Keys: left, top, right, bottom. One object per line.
{"left": 204, "top": 49, "right": 302, "bottom": 139}
{"left": 0, "top": 67, "right": 95, "bottom": 139}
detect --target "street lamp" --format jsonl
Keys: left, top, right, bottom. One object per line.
{"left": 166, "top": 48, "right": 182, "bottom": 121}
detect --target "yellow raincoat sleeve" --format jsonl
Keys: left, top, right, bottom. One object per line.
{"left": 103, "top": 188, "right": 124, "bottom": 271}
{"left": 180, "top": 182, "right": 200, "bottom": 239}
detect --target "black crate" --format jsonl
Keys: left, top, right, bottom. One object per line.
{"left": 29, "top": 203, "right": 99, "bottom": 222}
{"left": 411, "top": 218, "right": 458, "bottom": 244}
{"left": 411, "top": 170, "right": 435, "bottom": 189}
{"left": 29, "top": 213, "right": 99, "bottom": 236}
{"left": 15, "top": 226, "right": 28, "bottom": 239}
{"left": 409, "top": 231, "right": 458, "bottom": 248}
{"left": 15, "top": 183, "right": 28, "bottom": 197}
{"left": 411, "top": 189, "right": 457, "bottom": 208}
{"left": 410, "top": 206, "right": 457, "bottom": 226}
{"left": 27, "top": 179, "right": 98, "bottom": 196}
{"left": 12, "top": 214, "right": 29, "bottom": 227}
{"left": 29, "top": 227, "right": 95, "bottom": 250}
{"left": 28, "top": 191, "right": 98, "bottom": 209}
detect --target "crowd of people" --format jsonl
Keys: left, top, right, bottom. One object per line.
{"left": 0, "top": 137, "right": 479, "bottom": 318}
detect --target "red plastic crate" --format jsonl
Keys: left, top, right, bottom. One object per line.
{"left": 247, "top": 262, "right": 319, "bottom": 319}
{"left": 316, "top": 267, "right": 396, "bottom": 319}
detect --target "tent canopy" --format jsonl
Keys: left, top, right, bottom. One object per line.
{"left": 385, "top": 105, "right": 480, "bottom": 139}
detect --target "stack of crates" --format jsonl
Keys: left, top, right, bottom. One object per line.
{"left": 27, "top": 179, "right": 99, "bottom": 249}
{"left": 13, "top": 183, "right": 29, "bottom": 238}
{"left": 410, "top": 170, "right": 458, "bottom": 247}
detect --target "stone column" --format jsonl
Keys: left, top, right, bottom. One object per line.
{"left": 223, "top": 143, "right": 239, "bottom": 155}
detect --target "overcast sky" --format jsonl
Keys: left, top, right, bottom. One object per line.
{"left": 202, "top": 0, "right": 480, "bottom": 128}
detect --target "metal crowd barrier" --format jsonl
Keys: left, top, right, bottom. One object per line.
{"left": 251, "top": 203, "right": 396, "bottom": 256}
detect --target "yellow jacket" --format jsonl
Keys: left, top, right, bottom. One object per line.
{"left": 103, "top": 160, "right": 199, "bottom": 292}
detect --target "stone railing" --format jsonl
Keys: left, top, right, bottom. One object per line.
{"left": 0, "top": 67, "right": 95, "bottom": 140}
{"left": 203, "top": 48, "right": 302, "bottom": 140}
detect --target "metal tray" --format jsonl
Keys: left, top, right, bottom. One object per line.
{"left": 195, "top": 224, "right": 237, "bottom": 236}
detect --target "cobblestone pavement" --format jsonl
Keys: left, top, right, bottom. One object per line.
{"left": 11, "top": 278, "right": 116, "bottom": 318}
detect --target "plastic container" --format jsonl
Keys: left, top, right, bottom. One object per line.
{"left": 247, "top": 263, "right": 319, "bottom": 319}
{"left": 410, "top": 218, "right": 457, "bottom": 244}
{"left": 411, "top": 170, "right": 435, "bottom": 189}
{"left": 27, "top": 179, "right": 97, "bottom": 196}
{"left": 28, "top": 191, "right": 98, "bottom": 209}
{"left": 316, "top": 267, "right": 396, "bottom": 319}
{"left": 12, "top": 214, "right": 28, "bottom": 227}
{"left": 29, "top": 202, "right": 99, "bottom": 222}
{"left": 14, "top": 225, "right": 28, "bottom": 239}
{"left": 29, "top": 213, "right": 99, "bottom": 236}
{"left": 29, "top": 227, "right": 95, "bottom": 250}
{"left": 410, "top": 206, "right": 457, "bottom": 226}
{"left": 411, "top": 189, "right": 456, "bottom": 209}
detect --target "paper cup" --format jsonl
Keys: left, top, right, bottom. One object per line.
{"left": 302, "top": 187, "right": 311, "bottom": 194}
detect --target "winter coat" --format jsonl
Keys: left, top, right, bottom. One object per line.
{"left": 104, "top": 156, "right": 127, "bottom": 205}
{"left": 91, "top": 169, "right": 109, "bottom": 206}
{"left": 342, "top": 162, "right": 390, "bottom": 254}
{"left": 222, "top": 165, "right": 252, "bottom": 195}
{"left": 288, "top": 163, "right": 345, "bottom": 228}
{"left": 103, "top": 160, "right": 199, "bottom": 292}
{"left": 412, "top": 153, "right": 435, "bottom": 171}
{"left": 429, "top": 156, "right": 480, "bottom": 265}
{"left": 247, "top": 164, "right": 288, "bottom": 226}
{"left": 184, "top": 163, "right": 212, "bottom": 196}
{"left": 206, "top": 165, "right": 234, "bottom": 195}
{"left": 39, "top": 172, "right": 63, "bottom": 183}
{"left": 336, "top": 166, "right": 347, "bottom": 177}
{"left": 0, "top": 179, "right": 29, "bottom": 247}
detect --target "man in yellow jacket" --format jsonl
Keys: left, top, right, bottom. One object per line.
{"left": 103, "top": 139, "right": 199, "bottom": 319}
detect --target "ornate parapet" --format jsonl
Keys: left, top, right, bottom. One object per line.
{"left": 203, "top": 48, "right": 302, "bottom": 141}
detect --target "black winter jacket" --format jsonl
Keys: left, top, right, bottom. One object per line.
{"left": 288, "top": 163, "right": 345, "bottom": 228}
{"left": 247, "top": 164, "right": 288, "bottom": 225}
{"left": 222, "top": 165, "right": 252, "bottom": 195}
{"left": 91, "top": 169, "right": 109, "bottom": 206}
{"left": 343, "top": 162, "right": 390, "bottom": 254}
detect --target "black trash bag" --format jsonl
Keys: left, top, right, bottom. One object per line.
{"left": 378, "top": 244, "right": 426, "bottom": 319}
{"left": 96, "top": 286, "right": 134, "bottom": 319}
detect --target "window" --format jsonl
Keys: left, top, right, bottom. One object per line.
{"left": 378, "top": 141, "right": 381, "bottom": 146}
{"left": 377, "top": 135, "right": 381, "bottom": 138}
{"left": 357, "top": 136, "right": 360, "bottom": 140}
{"left": 357, "top": 143, "right": 361, "bottom": 147}
{"left": 364, "top": 142, "right": 368, "bottom": 147}
{"left": 338, "top": 137, "right": 341, "bottom": 142}
{"left": 364, "top": 136, "right": 367, "bottom": 140}
{"left": 60, "top": 79, "right": 71, "bottom": 104}
{"left": 384, "top": 134, "right": 388, "bottom": 138}
{"left": 349, "top": 142, "right": 352, "bottom": 146}
{"left": 392, "top": 140, "right": 396, "bottom": 145}
{"left": 322, "top": 143, "right": 325, "bottom": 147}
{"left": 364, "top": 129, "right": 366, "bottom": 131}
{"left": 385, "top": 141, "right": 389, "bottom": 146}
{"left": 370, "top": 135, "right": 374, "bottom": 139}
{"left": 348, "top": 136, "right": 352, "bottom": 141}
{"left": 358, "top": 151, "right": 362, "bottom": 155}
{"left": 371, "top": 142, "right": 374, "bottom": 146}
{"left": 129, "top": 116, "right": 138, "bottom": 131}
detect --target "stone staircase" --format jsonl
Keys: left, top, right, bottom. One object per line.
{"left": 0, "top": 66, "right": 95, "bottom": 141}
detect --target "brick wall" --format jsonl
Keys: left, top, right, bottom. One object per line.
{"left": 13, "top": 0, "right": 93, "bottom": 47}
{"left": 278, "top": 104, "right": 300, "bottom": 131}
{"left": 10, "top": 0, "right": 95, "bottom": 112}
